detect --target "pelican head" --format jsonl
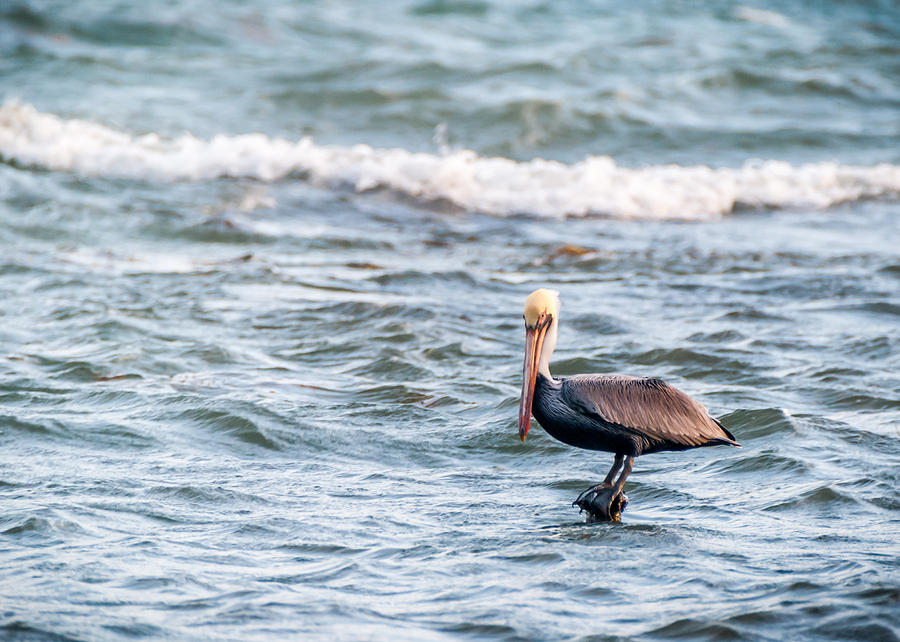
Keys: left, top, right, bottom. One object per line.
{"left": 518, "top": 288, "right": 560, "bottom": 442}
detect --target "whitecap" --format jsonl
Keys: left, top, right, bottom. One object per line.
{"left": 2, "top": 102, "right": 899, "bottom": 221}
{"left": 735, "top": 6, "right": 790, "bottom": 28}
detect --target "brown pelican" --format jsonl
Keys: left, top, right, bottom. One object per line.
{"left": 518, "top": 288, "right": 739, "bottom": 521}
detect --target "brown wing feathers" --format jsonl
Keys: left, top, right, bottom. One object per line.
{"left": 562, "top": 374, "right": 739, "bottom": 449}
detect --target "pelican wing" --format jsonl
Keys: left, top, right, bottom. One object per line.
{"left": 560, "top": 374, "right": 738, "bottom": 449}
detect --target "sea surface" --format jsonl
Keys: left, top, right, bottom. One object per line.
{"left": 1, "top": 1, "right": 899, "bottom": 640}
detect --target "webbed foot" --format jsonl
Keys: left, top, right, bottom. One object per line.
{"left": 574, "top": 483, "right": 611, "bottom": 506}
{"left": 573, "top": 485, "right": 628, "bottom": 522}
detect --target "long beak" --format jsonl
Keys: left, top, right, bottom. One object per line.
{"left": 518, "top": 321, "right": 548, "bottom": 442}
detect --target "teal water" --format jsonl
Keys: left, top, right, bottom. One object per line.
{"left": 1, "top": 2, "right": 899, "bottom": 640}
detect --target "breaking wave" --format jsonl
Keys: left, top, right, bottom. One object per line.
{"left": 2, "top": 102, "right": 899, "bottom": 220}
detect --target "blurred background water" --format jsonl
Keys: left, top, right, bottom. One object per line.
{"left": 1, "top": 1, "right": 899, "bottom": 640}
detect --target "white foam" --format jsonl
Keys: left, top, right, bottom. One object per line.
{"left": 2, "top": 101, "right": 899, "bottom": 220}
{"left": 735, "top": 6, "right": 790, "bottom": 28}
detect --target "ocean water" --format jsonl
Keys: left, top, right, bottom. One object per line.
{"left": 1, "top": 1, "right": 899, "bottom": 640}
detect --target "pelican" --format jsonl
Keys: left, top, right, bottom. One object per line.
{"left": 518, "top": 288, "right": 739, "bottom": 521}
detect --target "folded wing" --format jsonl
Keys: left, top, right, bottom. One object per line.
{"left": 561, "top": 374, "right": 739, "bottom": 450}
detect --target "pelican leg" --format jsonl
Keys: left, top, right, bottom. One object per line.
{"left": 574, "top": 455, "right": 633, "bottom": 522}
{"left": 574, "top": 454, "right": 623, "bottom": 505}
{"left": 609, "top": 455, "right": 633, "bottom": 495}
{"left": 605, "top": 454, "right": 627, "bottom": 486}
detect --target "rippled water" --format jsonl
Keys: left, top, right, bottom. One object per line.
{"left": 2, "top": 1, "right": 899, "bottom": 640}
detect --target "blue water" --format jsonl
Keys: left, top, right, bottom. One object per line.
{"left": 1, "top": 2, "right": 899, "bottom": 640}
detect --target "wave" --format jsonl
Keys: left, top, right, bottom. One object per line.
{"left": 2, "top": 102, "right": 899, "bottom": 220}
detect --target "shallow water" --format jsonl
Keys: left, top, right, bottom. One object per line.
{"left": 2, "top": 1, "right": 899, "bottom": 641}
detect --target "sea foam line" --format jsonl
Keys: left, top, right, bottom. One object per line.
{"left": 1, "top": 102, "right": 899, "bottom": 220}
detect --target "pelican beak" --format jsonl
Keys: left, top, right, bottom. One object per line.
{"left": 518, "top": 317, "right": 549, "bottom": 442}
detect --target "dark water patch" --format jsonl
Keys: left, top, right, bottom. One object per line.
{"left": 701, "top": 66, "right": 877, "bottom": 103}
{"left": 777, "top": 579, "right": 825, "bottom": 595}
{"left": 723, "top": 609, "right": 783, "bottom": 626}
{"left": 176, "top": 342, "right": 238, "bottom": 367}
{"left": 35, "top": 296, "right": 104, "bottom": 318}
{"left": 1, "top": 511, "right": 89, "bottom": 545}
{"left": 619, "top": 482, "right": 702, "bottom": 508}
{"left": 101, "top": 621, "right": 166, "bottom": 638}
{"left": 278, "top": 542, "right": 368, "bottom": 556}
{"left": 60, "top": 11, "right": 225, "bottom": 49}
{"left": 568, "top": 313, "right": 627, "bottom": 335}
{"left": 838, "top": 335, "right": 894, "bottom": 361}
{"left": 807, "top": 366, "right": 869, "bottom": 383}
{"left": 345, "top": 356, "right": 429, "bottom": 384}
{"left": 267, "top": 61, "right": 385, "bottom": 90}
{"left": 410, "top": 0, "right": 490, "bottom": 17}
{"left": 817, "top": 390, "right": 900, "bottom": 413}
{"left": 83, "top": 500, "right": 184, "bottom": 526}
{"left": 93, "top": 373, "right": 143, "bottom": 383}
{"left": 274, "top": 340, "right": 364, "bottom": 363}
{"left": 0, "top": 375, "right": 82, "bottom": 404}
{"left": 798, "top": 600, "right": 845, "bottom": 619}
{"left": 345, "top": 355, "right": 431, "bottom": 382}
{"left": 421, "top": 341, "right": 471, "bottom": 362}
{"left": 270, "top": 86, "right": 450, "bottom": 111}
{"left": 260, "top": 561, "right": 362, "bottom": 584}
{"left": 2, "top": 516, "right": 54, "bottom": 538}
{"left": 551, "top": 357, "right": 622, "bottom": 377}
{"left": 369, "top": 269, "right": 479, "bottom": 289}
{"left": 27, "top": 355, "right": 135, "bottom": 385}
{"left": 146, "top": 484, "right": 268, "bottom": 507}
{"left": 686, "top": 330, "right": 746, "bottom": 344}
{"left": 436, "top": 621, "right": 522, "bottom": 639}
{"left": 851, "top": 585, "right": 900, "bottom": 608}
{"left": 80, "top": 420, "right": 158, "bottom": 451}
{"left": 143, "top": 217, "right": 268, "bottom": 246}
{"left": 372, "top": 326, "right": 418, "bottom": 345}
{"left": 0, "top": 622, "right": 82, "bottom": 642}
{"left": 712, "top": 451, "right": 810, "bottom": 476}
{"left": 870, "top": 492, "right": 900, "bottom": 512}
{"left": 718, "top": 307, "right": 790, "bottom": 322}
{"left": 571, "top": 584, "right": 617, "bottom": 600}
{"left": 345, "top": 261, "right": 384, "bottom": 270}
{"left": 717, "top": 408, "right": 797, "bottom": 441}
{"left": 822, "top": 302, "right": 900, "bottom": 317}
{"left": 230, "top": 522, "right": 279, "bottom": 539}
{"left": 633, "top": 347, "right": 748, "bottom": 373}
{"left": 491, "top": 550, "right": 565, "bottom": 565}
{"left": 1, "top": 4, "right": 49, "bottom": 30}
{"left": 369, "top": 543, "right": 442, "bottom": 562}
{"left": 747, "top": 335, "right": 816, "bottom": 353}
{"left": 0, "top": 414, "right": 67, "bottom": 438}
{"left": 762, "top": 485, "right": 859, "bottom": 513}
{"left": 809, "top": 617, "right": 898, "bottom": 642}
{"left": 307, "top": 300, "right": 437, "bottom": 323}
{"left": 164, "top": 405, "right": 282, "bottom": 451}
{"left": 646, "top": 617, "right": 741, "bottom": 640}
{"left": 799, "top": 415, "right": 900, "bottom": 456}
{"left": 734, "top": 274, "right": 862, "bottom": 300}
{"left": 303, "top": 235, "right": 397, "bottom": 252}
{"left": 417, "top": 393, "right": 473, "bottom": 411}
{"left": 460, "top": 422, "right": 571, "bottom": 456}
{"left": 350, "top": 383, "right": 433, "bottom": 406}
